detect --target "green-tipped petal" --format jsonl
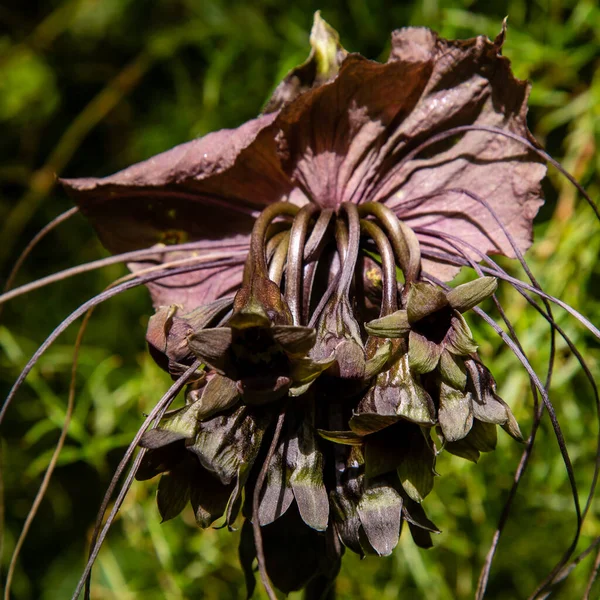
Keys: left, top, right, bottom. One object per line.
{"left": 439, "top": 350, "right": 467, "bottom": 390}
{"left": 445, "top": 313, "right": 478, "bottom": 356}
{"left": 397, "top": 429, "right": 436, "bottom": 503}
{"left": 365, "top": 311, "right": 410, "bottom": 338}
{"left": 447, "top": 277, "right": 497, "bottom": 313}
{"left": 357, "top": 483, "right": 403, "bottom": 556}
{"left": 438, "top": 382, "right": 474, "bottom": 442}
{"left": 408, "top": 331, "right": 442, "bottom": 373}
{"left": 263, "top": 11, "right": 347, "bottom": 113}
{"left": 406, "top": 282, "right": 448, "bottom": 323}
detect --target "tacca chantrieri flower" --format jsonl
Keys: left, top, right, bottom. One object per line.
{"left": 61, "top": 12, "right": 545, "bottom": 598}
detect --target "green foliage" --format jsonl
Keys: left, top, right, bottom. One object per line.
{"left": 1, "top": 0, "right": 599, "bottom": 598}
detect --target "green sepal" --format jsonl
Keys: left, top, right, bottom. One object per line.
{"left": 270, "top": 325, "right": 316, "bottom": 357}
{"left": 365, "top": 311, "right": 410, "bottom": 338}
{"left": 190, "top": 468, "right": 234, "bottom": 528}
{"left": 397, "top": 429, "right": 436, "bottom": 503}
{"left": 231, "top": 275, "right": 292, "bottom": 329}
{"left": 406, "top": 282, "right": 448, "bottom": 323}
{"left": 438, "top": 382, "right": 474, "bottom": 442}
{"left": 443, "top": 419, "right": 498, "bottom": 461}
{"left": 188, "top": 326, "right": 232, "bottom": 372}
{"left": 447, "top": 277, "right": 497, "bottom": 313}
{"left": 189, "top": 406, "right": 270, "bottom": 485}
{"left": 290, "top": 409, "right": 330, "bottom": 531}
{"left": 157, "top": 466, "right": 190, "bottom": 522}
{"left": 408, "top": 331, "right": 442, "bottom": 374}
{"left": 402, "top": 494, "right": 440, "bottom": 549}
{"left": 289, "top": 355, "right": 336, "bottom": 396}
{"left": 257, "top": 439, "right": 295, "bottom": 526}
{"left": 445, "top": 313, "right": 478, "bottom": 356}
{"left": 356, "top": 482, "right": 403, "bottom": 556}
{"left": 349, "top": 413, "right": 403, "bottom": 436}
{"left": 318, "top": 429, "right": 365, "bottom": 446}
{"left": 364, "top": 340, "right": 393, "bottom": 379}
{"left": 439, "top": 350, "right": 467, "bottom": 390}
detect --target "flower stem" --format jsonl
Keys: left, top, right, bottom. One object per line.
{"left": 244, "top": 201, "right": 300, "bottom": 285}
{"left": 286, "top": 204, "right": 318, "bottom": 324}
{"left": 359, "top": 219, "right": 398, "bottom": 316}
{"left": 358, "top": 202, "right": 421, "bottom": 284}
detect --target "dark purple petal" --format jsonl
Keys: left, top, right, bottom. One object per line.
{"left": 157, "top": 459, "right": 192, "bottom": 522}
{"left": 357, "top": 481, "right": 403, "bottom": 556}
{"left": 190, "top": 467, "right": 234, "bottom": 528}
{"left": 256, "top": 438, "right": 295, "bottom": 526}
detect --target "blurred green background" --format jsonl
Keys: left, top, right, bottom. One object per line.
{"left": 1, "top": 0, "right": 599, "bottom": 598}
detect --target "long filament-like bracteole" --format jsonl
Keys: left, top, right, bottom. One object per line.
{"left": 420, "top": 242, "right": 600, "bottom": 340}
{"left": 0, "top": 239, "right": 249, "bottom": 306}
{"left": 359, "top": 219, "right": 397, "bottom": 315}
{"left": 72, "top": 360, "right": 201, "bottom": 600}
{"left": 2, "top": 206, "right": 79, "bottom": 295}
{"left": 3, "top": 293, "right": 85, "bottom": 600}
{"left": 386, "top": 124, "right": 599, "bottom": 221}
{"left": 251, "top": 409, "right": 287, "bottom": 600}
{"left": 425, "top": 271, "right": 583, "bottom": 599}
{"left": 468, "top": 309, "right": 580, "bottom": 600}
{"left": 419, "top": 228, "right": 600, "bottom": 596}
{"left": 358, "top": 202, "right": 420, "bottom": 284}
{"left": 286, "top": 205, "right": 317, "bottom": 325}
{"left": 0, "top": 259, "right": 240, "bottom": 425}
{"left": 583, "top": 541, "right": 600, "bottom": 599}
{"left": 417, "top": 232, "right": 552, "bottom": 599}
{"left": 400, "top": 183, "right": 600, "bottom": 340}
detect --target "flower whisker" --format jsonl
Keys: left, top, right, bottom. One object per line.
{"left": 74, "top": 360, "right": 201, "bottom": 600}
{"left": 0, "top": 240, "right": 249, "bottom": 306}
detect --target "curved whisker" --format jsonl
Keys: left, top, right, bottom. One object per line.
{"left": 0, "top": 241, "right": 249, "bottom": 307}
{"left": 419, "top": 227, "right": 600, "bottom": 596}
{"left": 424, "top": 271, "right": 583, "bottom": 598}
{"left": 391, "top": 125, "right": 599, "bottom": 220}
{"left": 2, "top": 206, "right": 79, "bottom": 296}
{"left": 74, "top": 360, "right": 200, "bottom": 600}
{"left": 0, "top": 259, "right": 241, "bottom": 425}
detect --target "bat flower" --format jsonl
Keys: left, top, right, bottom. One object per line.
{"left": 59, "top": 11, "right": 548, "bottom": 599}
{"left": 363, "top": 277, "right": 522, "bottom": 444}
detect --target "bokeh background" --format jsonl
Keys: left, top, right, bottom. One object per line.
{"left": 1, "top": 0, "right": 599, "bottom": 598}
